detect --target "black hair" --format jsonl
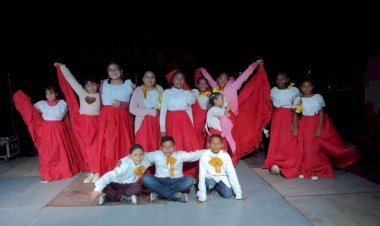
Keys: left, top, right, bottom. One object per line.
{"left": 130, "top": 144, "right": 144, "bottom": 154}
{"left": 160, "top": 136, "right": 175, "bottom": 146}
{"left": 209, "top": 92, "right": 223, "bottom": 107}
{"left": 209, "top": 133, "right": 223, "bottom": 143}
{"left": 44, "top": 85, "right": 60, "bottom": 98}
{"left": 82, "top": 77, "right": 99, "bottom": 87}
{"left": 197, "top": 77, "right": 208, "bottom": 85}
{"left": 299, "top": 76, "right": 315, "bottom": 86}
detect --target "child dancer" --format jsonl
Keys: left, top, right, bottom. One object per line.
{"left": 206, "top": 92, "right": 236, "bottom": 154}
{"left": 160, "top": 70, "right": 200, "bottom": 177}
{"left": 191, "top": 73, "right": 211, "bottom": 149}
{"left": 90, "top": 144, "right": 150, "bottom": 205}
{"left": 97, "top": 61, "right": 135, "bottom": 177}
{"left": 289, "top": 77, "right": 359, "bottom": 180}
{"left": 262, "top": 72, "right": 299, "bottom": 177}
{"left": 197, "top": 134, "right": 244, "bottom": 202}
{"left": 55, "top": 63, "right": 100, "bottom": 183}
{"left": 142, "top": 136, "right": 205, "bottom": 203}
{"left": 199, "top": 59, "right": 263, "bottom": 164}
{"left": 130, "top": 70, "right": 163, "bottom": 153}
{"left": 13, "top": 87, "right": 80, "bottom": 182}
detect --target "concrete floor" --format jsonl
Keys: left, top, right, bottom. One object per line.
{"left": 0, "top": 152, "right": 379, "bottom": 226}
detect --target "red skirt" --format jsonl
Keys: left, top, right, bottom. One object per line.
{"left": 13, "top": 90, "right": 80, "bottom": 181}
{"left": 263, "top": 108, "right": 298, "bottom": 177}
{"left": 135, "top": 114, "right": 160, "bottom": 175}
{"left": 166, "top": 110, "right": 200, "bottom": 177}
{"left": 97, "top": 106, "right": 134, "bottom": 176}
{"left": 192, "top": 101, "right": 207, "bottom": 148}
{"left": 296, "top": 115, "right": 334, "bottom": 179}
{"left": 73, "top": 115, "right": 98, "bottom": 172}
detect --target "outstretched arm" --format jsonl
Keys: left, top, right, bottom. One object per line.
{"left": 54, "top": 63, "right": 84, "bottom": 96}
{"left": 232, "top": 59, "right": 263, "bottom": 91}
{"left": 199, "top": 68, "right": 217, "bottom": 89}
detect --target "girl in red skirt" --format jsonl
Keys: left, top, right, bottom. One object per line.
{"left": 160, "top": 70, "right": 200, "bottom": 177}
{"left": 290, "top": 77, "right": 359, "bottom": 180}
{"left": 262, "top": 72, "right": 300, "bottom": 177}
{"left": 55, "top": 63, "right": 100, "bottom": 183}
{"left": 13, "top": 87, "right": 81, "bottom": 182}
{"left": 191, "top": 75, "right": 210, "bottom": 149}
{"left": 97, "top": 61, "right": 135, "bottom": 177}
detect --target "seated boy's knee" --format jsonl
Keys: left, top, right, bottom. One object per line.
{"left": 183, "top": 176, "right": 195, "bottom": 187}
{"left": 223, "top": 190, "right": 233, "bottom": 198}
{"left": 141, "top": 174, "right": 154, "bottom": 185}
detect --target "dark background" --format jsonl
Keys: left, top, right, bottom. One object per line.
{"left": 1, "top": 5, "right": 379, "bottom": 156}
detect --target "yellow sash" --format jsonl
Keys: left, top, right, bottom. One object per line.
{"left": 133, "top": 165, "right": 146, "bottom": 179}
{"left": 199, "top": 91, "right": 211, "bottom": 97}
{"left": 142, "top": 85, "right": 162, "bottom": 110}
{"left": 166, "top": 156, "right": 177, "bottom": 177}
{"left": 208, "top": 157, "right": 223, "bottom": 173}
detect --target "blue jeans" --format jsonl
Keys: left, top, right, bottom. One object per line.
{"left": 142, "top": 174, "right": 194, "bottom": 201}
{"left": 205, "top": 178, "right": 232, "bottom": 198}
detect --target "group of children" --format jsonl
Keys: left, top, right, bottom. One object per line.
{"left": 13, "top": 57, "right": 358, "bottom": 205}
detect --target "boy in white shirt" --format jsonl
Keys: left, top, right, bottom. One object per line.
{"left": 197, "top": 134, "right": 245, "bottom": 202}
{"left": 90, "top": 144, "right": 149, "bottom": 205}
{"left": 142, "top": 136, "right": 205, "bottom": 203}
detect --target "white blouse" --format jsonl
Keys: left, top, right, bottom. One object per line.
{"left": 34, "top": 100, "right": 68, "bottom": 121}
{"left": 293, "top": 94, "right": 325, "bottom": 116}
{"left": 271, "top": 86, "right": 300, "bottom": 108}
{"left": 101, "top": 80, "right": 134, "bottom": 105}
{"left": 191, "top": 89, "right": 210, "bottom": 110}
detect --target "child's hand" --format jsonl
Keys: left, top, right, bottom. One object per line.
{"left": 90, "top": 191, "right": 101, "bottom": 203}
{"left": 255, "top": 59, "right": 264, "bottom": 65}
{"left": 292, "top": 128, "right": 298, "bottom": 136}
{"left": 160, "top": 132, "right": 166, "bottom": 137}
{"left": 54, "top": 62, "right": 62, "bottom": 67}
{"left": 315, "top": 129, "right": 321, "bottom": 137}
{"left": 111, "top": 100, "right": 121, "bottom": 108}
{"left": 148, "top": 109, "right": 157, "bottom": 117}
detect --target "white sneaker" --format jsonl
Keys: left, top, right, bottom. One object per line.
{"left": 298, "top": 175, "right": 304, "bottom": 179}
{"left": 150, "top": 192, "right": 159, "bottom": 202}
{"left": 41, "top": 180, "right": 49, "bottom": 183}
{"left": 270, "top": 165, "right": 280, "bottom": 175}
{"left": 311, "top": 176, "right": 319, "bottom": 181}
{"left": 98, "top": 194, "right": 107, "bottom": 206}
{"left": 130, "top": 194, "right": 137, "bottom": 204}
{"left": 92, "top": 173, "right": 99, "bottom": 183}
{"left": 83, "top": 173, "right": 94, "bottom": 183}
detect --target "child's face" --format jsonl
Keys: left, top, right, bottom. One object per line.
{"left": 300, "top": 81, "right": 314, "bottom": 96}
{"left": 143, "top": 71, "right": 156, "bottom": 88}
{"left": 209, "top": 137, "right": 223, "bottom": 154}
{"left": 275, "top": 74, "right": 288, "bottom": 89}
{"left": 161, "top": 140, "right": 176, "bottom": 157}
{"left": 107, "top": 63, "right": 122, "bottom": 80}
{"left": 130, "top": 148, "right": 144, "bottom": 165}
{"left": 172, "top": 73, "right": 185, "bottom": 89}
{"left": 45, "top": 89, "right": 58, "bottom": 101}
{"left": 215, "top": 95, "right": 224, "bottom": 107}
{"left": 217, "top": 73, "right": 228, "bottom": 88}
{"left": 197, "top": 79, "right": 209, "bottom": 92}
{"left": 84, "top": 81, "right": 98, "bottom": 94}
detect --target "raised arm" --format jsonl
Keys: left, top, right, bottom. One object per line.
{"left": 232, "top": 59, "right": 263, "bottom": 91}
{"left": 55, "top": 63, "right": 84, "bottom": 96}
{"left": 199, "top": 67, "right": 217, "bottom": 89}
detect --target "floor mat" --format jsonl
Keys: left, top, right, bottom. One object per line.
{"left": 46, "top": 173, "right": 166, "bottom": 207}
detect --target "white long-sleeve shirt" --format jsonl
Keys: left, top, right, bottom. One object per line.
{"left": 94, "top": 156, "right": 151, "bottom": 192}
{"left": 144, "top": 150, "right": 205, "bottom": 178}
{"left": 197, "top": 149, "right": 242, "bottom": 201}
{"left": 293, "top": 94, "right": 325, "bottom": 116}
{"left": 59, "top": 64, "right": 100, "bottom": 115}
{"left": 206, "top": 106, "right": 225, "bottom": 132}
{"left": 101, "top": 79, "right": 134, "bottom": 105}
{"left": 271, "top": 87, "right": 300, "bottom": 108}
{"left": 34, "top": 100, "right": 68, "bottom": 121}
{"left": 159, "top": 87, "right": 196, "bottom": 132}
{"left": 191, "top": 89, "right": 210, "bottom": 110}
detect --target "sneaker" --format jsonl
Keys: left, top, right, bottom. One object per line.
{"left": 270, "top": 165, "right": 280, "bottom": 175}
{"left": 150, "top": 192, "right": 160, "bottom": 202}
{"left": 92, "top": 173, "right": 99, "bottom": 183}
{"left": 120, "top": 195, "right": 138, "bottom": 205}
{"left": 99, "top": 194, "right": 108, "bottom": 206}
{"left": 311, "top": 176, "right": 319, "bottom": 181}
{"left": 174, "top": 192, "right": 188, "bottom": 203}
{"left": 83, "top": 173, "right": 94, "bottom": 183}
{"left": 41, "top": 180, "right": 49, "bottom": 183}
{"left": 298, "top": 175, "right": 304, "bottom": 179}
